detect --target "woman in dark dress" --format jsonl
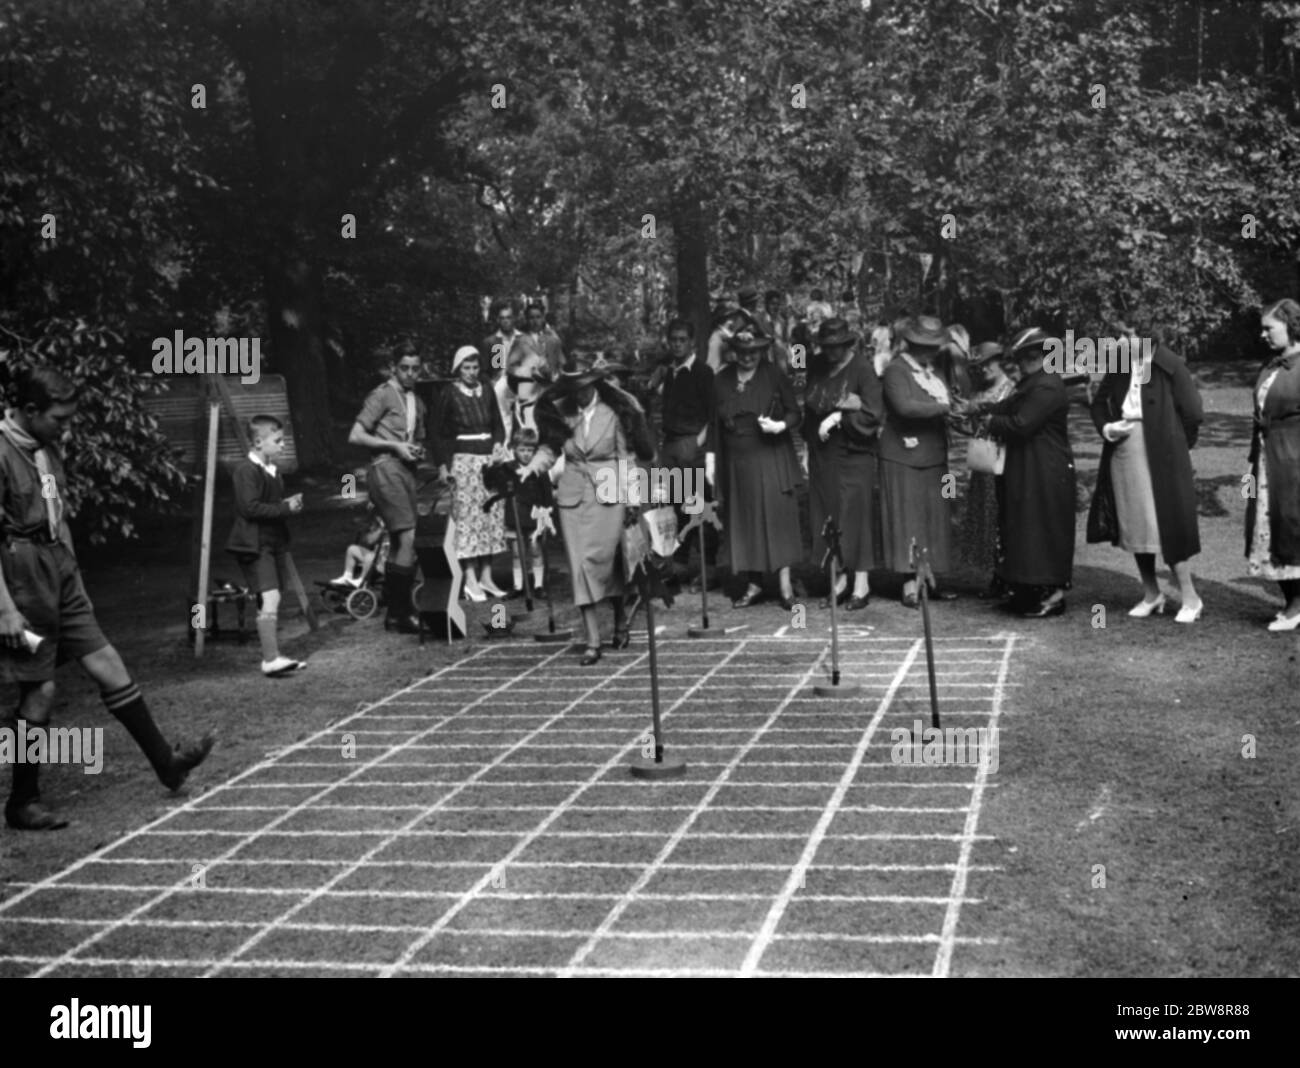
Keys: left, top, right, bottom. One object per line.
{"left": 1087, "top": 324, "right": 1204, "bottom": 623}
{"left": 433, "top": 346, "right": 507, "bottom": 601}
{"left": 802, "top": 317, "right": 885, "bottom": 609}
{"left": 955, "top": 342, "right": 1016, "bottom": 596}
{"left": 706, "top": 330, "right": 803, "bottom": 608}
{"left": 879, "top": 316, "right": 956, "bottom": 607}
{"left": 1245, "top": 298, "right": 1300, "bottom": 631}
{"left": 980, "top": 327, "right": 1076, "bottom": 617}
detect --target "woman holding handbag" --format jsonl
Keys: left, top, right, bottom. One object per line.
{"left": 531, "top": 353, "right": 657, "bottom": 664}
{"left": 983, "top": 327, "right": 1076, "bottom": 617}
{"left": 802, "top": 317, "right": 885, "bottom": 609}
{"left": 957, "top": 342, "right": 1016, "bottom": 598}
{"left": 706, "top": 330, "right": 803, "bottom": 609}
{"left": 1086, "top": 322, "right": 1204, "bottom": 623}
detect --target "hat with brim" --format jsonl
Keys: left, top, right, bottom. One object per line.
{"left": 729, "top": 330, "right": 772, "bottom": 353}
{"left": 737, "top": 285, "right": 760, "bottom": 306}
{"left": 817, "top": 318, "right": 859, "bottom": 349}
{"left": 552, "top": 351, "right": 613, "bottom": 391}
{"left": 1009, "top": 327, "right": 1052, "bottom": 357}
{"left": 970, "top": 341, "right": 1005, "bottom": 365}
{"left": 451, "top": 345, "right": 481, "bottom": 374}
{"left": 898, "top": 315, "right": 948, "bottom": 348}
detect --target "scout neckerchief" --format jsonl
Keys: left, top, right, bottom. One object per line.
{"left": 0, "top": 410, "right": 62, "bottom": 541}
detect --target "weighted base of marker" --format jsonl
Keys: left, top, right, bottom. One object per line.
{"left": 629, "top": 755, "right": 688, "bottom": 779}
{"left": 687, "top": 625, "right": 711, "bottom": 638}
{"left": 534, "top": 629, "right": 573, "bottom": 643}
{"left": 812, "top": 681, "right": 866, "bottom": 697}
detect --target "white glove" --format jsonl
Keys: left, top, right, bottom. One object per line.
{"left": 705, "top": 452, "right": 716, "bottom": 487}
{"left": 757, "top": 415, "right": 785, "bottom": 435}
{"left": 1103, "top": 420, "right": 1134, "bottom": 442}
{"left": 818, "top": 412, "right": 842, "bottom": 441}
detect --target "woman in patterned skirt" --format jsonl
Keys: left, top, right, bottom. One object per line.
{"left": 433, "top": 346, "right": 507, "bottom": 601}
{"left": 1246, "top": 298, "right": 1300, "bottom": 631}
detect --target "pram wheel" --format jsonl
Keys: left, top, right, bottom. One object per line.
{"left": 346, "top": 587, "right": 379, "bottom": 620}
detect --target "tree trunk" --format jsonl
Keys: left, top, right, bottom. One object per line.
{"left": 265, "top": 249, "right": 335, "bottom": 469}
{"left": 673, "top": 191, "right": 711, "bottom": 361}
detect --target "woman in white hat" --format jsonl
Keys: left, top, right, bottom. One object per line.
{"left": 432, "top": 345, "right": 508, "bottom": 601}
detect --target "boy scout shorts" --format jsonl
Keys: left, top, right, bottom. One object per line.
{"left": 0, "top": 539, "right": 109, "bottom": 682}
{"left": 366, "top": 458, "right": 419, "bottom": 534}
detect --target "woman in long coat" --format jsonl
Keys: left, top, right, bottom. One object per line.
{"left": 802, "top": 317, "right": 884, "bottom": 609}
{"left": 707, "top": 330, "right": 802, "bottom": 608}
{"left": 532, "top": 355, "right": 657, "bottom": 663}
{"left": 982, "top": 327, "right": 1076, "bottom": 617}
{"left": 1245, "top": 298, "right": 1300, "bottom": 631}
{"left": 1086, "top": 330, "right": 1204, "bottom": 622}
{"left": 879, "top": 316, "right": 955, "bottom": 607}
{"left": 434, "top": 346, "right": 507, "bottom": 601}
{"left": 956, "top": 342, "right": 1017, "bottom": 596}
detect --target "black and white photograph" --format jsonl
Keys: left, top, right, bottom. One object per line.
{"left": 0, "top": 0, "right": 1295, "bottom": 1026}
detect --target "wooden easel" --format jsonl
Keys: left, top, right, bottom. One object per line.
{"left": 192, "top": 375, "right": 319, "bottom": 658}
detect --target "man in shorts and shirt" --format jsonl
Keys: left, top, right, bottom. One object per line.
{"left": 0, "top": 365, "right": 213, "bottom": 830}
{"left": 348, "top": 352, "right": 427, "bottom": 633}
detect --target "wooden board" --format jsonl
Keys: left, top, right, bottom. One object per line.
{"left": 142, "top": 375, "right": 298, "bottom": 475}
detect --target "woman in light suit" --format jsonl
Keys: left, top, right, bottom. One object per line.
{"left": 532, "top": 354, "right": 657, "bottom": 664}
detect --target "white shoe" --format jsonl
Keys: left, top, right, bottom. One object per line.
{"left": 263, "top": 656, "right": 306, "bottom": 677}
{"left": 330, "top": 573, "right": 354, "bottom": 586}
{"left": 462, "top": 576, "right": 487, "bottom": 602}
{"left": 1128, "top": 593, "right": 1167, "bottom": 618}
{"left": 1174, "top": 601, "right": 1203, "bottom": 624}
{"left": 1267, "top": 610, "right": 1300, "bottom": 632}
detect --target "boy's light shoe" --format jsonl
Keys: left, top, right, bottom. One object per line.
{"left": 263, "top": 656, "right": 307, "bottom": 677}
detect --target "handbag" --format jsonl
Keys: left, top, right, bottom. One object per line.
{"left": 966, "top": 436, "right": 1005, "bottom": 475}
{"left": 1086, "top": 447, "right": 1120, "bottom": 544}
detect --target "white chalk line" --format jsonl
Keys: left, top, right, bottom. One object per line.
{"left": 557, "top": 648, "right": 831, "bottom": 976}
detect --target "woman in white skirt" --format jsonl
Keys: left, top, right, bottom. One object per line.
{"left": 433, "top": 346, "right": 508, "bottom": 601}
{"left": 1086, "top": 325, "right": 1204, "bottom": 622}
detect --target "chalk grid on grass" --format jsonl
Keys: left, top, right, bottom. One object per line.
{"left": 0, "top": 633, "right": 1017, "bottom": 977}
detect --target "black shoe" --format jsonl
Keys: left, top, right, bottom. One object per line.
{"left": 846, "top": 594, "right": 870, "bottom": 611}
{"left": 580, "top": 646, "right": 602, "bottom": 666}
{"left": 901, "top": 590, "right": 919, "bottom": 608}
{"left": 384, "top": 614, "right": 421, "bottom": 634}
{"left": 159, "top": 733, "right": 215, "bottom": 792}
{"left": 779, "top": 595, "right": 798, "bottom": 611}
{"left": 732, "top": 587, "right": 764, "bottom": 609}
{"left": 819, "top": 588, "right": 849, "bottom": 609}
{"left": 612, "top": 628, "right": 631, "bottom": 650}
{"left": 1022, "top": 597, "right": 1066, "bottom": 618}
{"left": 4, "top": 801, "right": 70, "bottom": 831}
{"left": 932, "top": 589, "right": 959, "bottom": 601}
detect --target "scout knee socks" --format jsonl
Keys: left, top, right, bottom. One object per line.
{"left": 256, "top": 609, "right": 280, "bottom": 663}
{"left": 3, "top": 711, "right": 39, "bottom": 812}
{"left": 101, "top": 681, "right": 214, "bottom": 791}
{"left": 384, "top": 562, "right": 416, "bottom": 622}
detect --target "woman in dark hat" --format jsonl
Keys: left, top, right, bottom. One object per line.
{"left": 978, "top": 327, "right": 1076, "bottom": 617}
{"left": 1087, "top": 319, "right": 1204, "bottom": 623}
{"left": 1245, "top": 298, "right": 1300, "bottom": 631}
{"left": 879, "top": 315, "right": 957, "bottom": 606}
{"left": 706, "top": 330, "right": 803, "bottom": 608}
{"left": 530, "top": 352, "right": 656, "bottom": 664}
{"left": 802, "top": 317, "right": 885, "bottom": 608}
{"left": 956, "top": 342, "right": 1017, "bottom": 597}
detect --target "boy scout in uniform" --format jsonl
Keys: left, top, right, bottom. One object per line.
{"left": 0, "top": 365, "right": 213, "bottom": 830}
{"left": 348, "top": 351, "right": 427, "bottom": 633}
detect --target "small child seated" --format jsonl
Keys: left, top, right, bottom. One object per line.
{"left": 505, "top": 426, "right": 555, "bottom": 596}
{"left": 333, "top": 512, "right": 385, "bottom": 587}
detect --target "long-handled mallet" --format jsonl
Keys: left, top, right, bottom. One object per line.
{"left": 510, "top": 494, "right": 534, "bottom": 614}
{"left": 910, "top": 538, "right": 942, "bottom": 732}
{"left": 684, "top": 496, "right": 723, "bottom": 638}
{"left": 813, "top": 516, "right": 861, "bottom": 696}
{"left": 532, "top": 506, "right": 571, "bottom": 643}
{"left": 629, "top": 566, "right": 686, "bottom": 779}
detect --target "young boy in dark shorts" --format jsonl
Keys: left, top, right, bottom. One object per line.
{"left": 0, "top": 365, "right": 214, "bottom": 831}
{"left": 506, "top": 427, "right": 553, "bottom": 596}
{"left": 225, "top": 414, "right": 307, "bottom": 677}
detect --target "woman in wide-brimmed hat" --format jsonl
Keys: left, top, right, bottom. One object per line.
{"left": 1087, "top": 317, "right": 1204, "bottom": 623}
{"left": 802, "top": 317, "right": 885, "bottom": 609}
{"left": 706, "top": 330, "right": 803, "bottom": 608}
{"left": 955, "top": 341, "right": 1017, "bottom": 597}
{"left": 530, "top": 350, "right": 656, "bottom": 664}
{"left": 879, "top": 315, "right": 957, "bottom": 606}
{"left": 432, "top": 345, "right": 508, "bottom": 601}
{"left": 977, "top": 327, "right": 1076, "bottom": 617}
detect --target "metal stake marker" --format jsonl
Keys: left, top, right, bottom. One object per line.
{"left": 914, "top": 542, "right": 942, "bottom": 732}
{"left": 686, "top": 496, "right": 723, "bottom": 639}
{"left": 510, "top": 495, "right": 534, "bottom": 614}
{"left": 813, "top": 517, "right": 862, "bottom": 696}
